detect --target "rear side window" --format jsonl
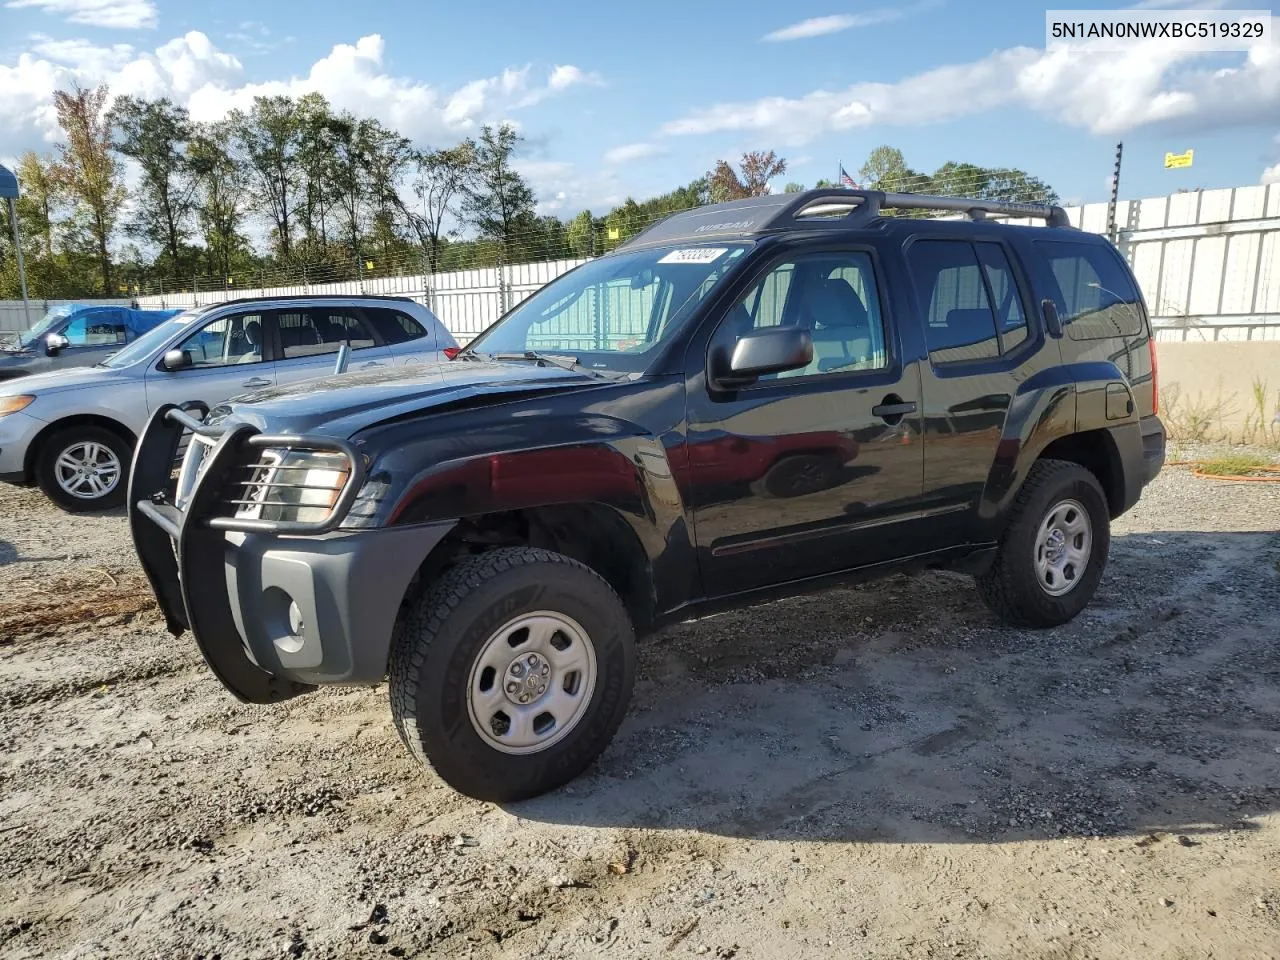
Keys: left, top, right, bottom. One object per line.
{"left": 278, "top": 308, "right": 377, "bottom": 359}
{"left": 1036, "top": 240, "right": 1145, "bottom": 340}
{"left": 906, "top": 240, "right": 1001, "bottom": 365}
{"left": 975, "top": 242, "right": 1029, "bottom": 351}
{"left": 906, "top": 239, "right": 1035, "bottom": 366}
{"left": 364, "top": 308, "right": 428, "bottom": 345}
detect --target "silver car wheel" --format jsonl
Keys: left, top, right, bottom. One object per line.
{"left": 1034, "top": 497, "right": 1093, "bottom": 597}
{"left": 54, "top": 440, "right": 123, "bottom": 500}
{"left": 466, "top": 611, "right": 598, "bottom": 756}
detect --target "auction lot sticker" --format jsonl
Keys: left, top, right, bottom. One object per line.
{"left": 658, "top": 248, "right": 729, "bottom": 264}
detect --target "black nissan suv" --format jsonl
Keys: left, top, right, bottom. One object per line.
{"left": 128, "top": 188, "right": 1166, "bottom": 802}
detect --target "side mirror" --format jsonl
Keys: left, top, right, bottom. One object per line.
{"left": 161, "top": 349, "right": 191, "bottom": 371}
{"left": 44, "top": 333, "right": 70, "bottom": 357}
{"left": 715, "top": 327, "right": 813, "bottom": 388}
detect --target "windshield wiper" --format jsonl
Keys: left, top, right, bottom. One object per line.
{"left": 487, "top": 350, "right": 613, "bottom": 379}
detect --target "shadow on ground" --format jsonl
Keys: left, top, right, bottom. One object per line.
{"left": 506, "top": 530, "right": 1280, "bottom": 845}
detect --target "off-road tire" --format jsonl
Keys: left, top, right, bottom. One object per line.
{"left": 975, "top": 458, "right": 1110, "bottom": 628}
{"left": 389, "top": 546, "right": 637, "bottom": 802}
{"left": 34, "top": 425, "right": 133, "bottom": 513}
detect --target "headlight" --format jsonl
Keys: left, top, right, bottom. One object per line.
{"left": 236, "top": 447, "right": 352, "bottom": 524}
{"left": 0, "top": 395, "right": 35, "bottom": 418}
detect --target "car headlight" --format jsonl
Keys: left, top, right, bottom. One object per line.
{"left": 0, "top": 395, "right": 35, "bottom": 418}
{"left": 236, "top": 447, "right": 353, "bottom": 524}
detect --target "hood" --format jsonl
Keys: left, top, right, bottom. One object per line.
{"left": 0, "top": 363, "right": 129, "bottom": 397}
{"left": 210, "top": 358, "right": 614, "bottom": 437}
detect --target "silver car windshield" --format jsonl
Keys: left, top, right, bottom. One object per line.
{"left": 98, "top": 308, "right": 203, "bottom": 368}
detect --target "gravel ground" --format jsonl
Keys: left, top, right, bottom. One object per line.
{"left": 1, "top": 455, "right": 1279, "bottom": 960}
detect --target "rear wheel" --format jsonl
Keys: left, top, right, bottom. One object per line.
{"left": 389, "top": 546, "right": 636, "bottom": 802}
{"left": 975, "top": 458, "right": 1110, "bottom": 628}
{"left": 34, "top": 425, "right": 132, "bottom": 512}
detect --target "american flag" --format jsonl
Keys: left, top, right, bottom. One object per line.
{"left": 839, "top": 165, "right": 860, "bottom": 188}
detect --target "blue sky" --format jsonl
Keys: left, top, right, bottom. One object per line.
{"left": 2, "top": 0, "right": 1278, "bottom": 216}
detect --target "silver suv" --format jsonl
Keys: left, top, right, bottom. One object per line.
{"left": 0, "top": 295, "right": 458, "bottom": 512}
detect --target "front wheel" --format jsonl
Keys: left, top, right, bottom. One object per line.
{"left": 389, "top": 546, "right": 637, "bottom": 802}
{"left": 975, "top": 459, "right": 1110, "bottom": 628}
{"left": 34, "top": 425, "right": 133, "bottom": 512}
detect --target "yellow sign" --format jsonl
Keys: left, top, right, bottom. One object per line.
{"left": 365, "top": 260, "right": 374, "bottom": 270}
{"left": 606, "top": 227, "right": 620, "bottom": 240}
{"left": 1164, "top": 149, "right": 1193, "bottom": 169}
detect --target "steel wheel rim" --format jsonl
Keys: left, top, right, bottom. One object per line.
{"left": 1034, "top": 497, "right": 1092, "bottom": 597}
{"left": 54, "top": 441, "right": 122, "bottom": 500}
{"left": 466, "top": 610, "right": 598, "bottom": 756}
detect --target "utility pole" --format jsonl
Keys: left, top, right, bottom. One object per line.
{"left": 1106, "top": 142, "right": 1123, "bottom": 243}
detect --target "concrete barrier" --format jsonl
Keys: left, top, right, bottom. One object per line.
{"left": 1157, "top": 341, "right": 1280, "bottom": 443}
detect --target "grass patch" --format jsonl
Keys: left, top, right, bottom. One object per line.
{"left": 1195, "top": 453, "right": 1277, "bottom": 477}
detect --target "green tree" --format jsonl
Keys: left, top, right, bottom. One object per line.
{"left": 108, "top": 95, "right": 197, "bottom": 271}
{"left": 858, "top": 145, "right": 928, "bottom": 193}
{"left": 565, "top": 209, "right": 600, "bottom": 258}
{"left": 228, "top": 95, "right": 305, "bottom": 260}
{"left": 783, "top": 181, "right": 805, "bottom": 193}
{"left": 981, "top": 168, "right": 1059, "bottom": 204}
{"left": 362, "top": 121, "right": 415, "bottom": 263}
{"left": 188, "top": 120, "right": 250, "bottom": 278}
{"left": 15, "top": 152, "right": 61, "bottom": 261}
{"left": 52, "top": 82, "right": 124, "bottom": 293}
{"left": 294, "top": 93, "right": 339, "bottom": 262}
{"left": 708, "top": 150, "right": 787, "bottom": 202}
{"left": 929, "top": 161, "right": 988, "bottom": 199}
{"left": 406, "top": 141, "right": 477, "bottom": 274}
{"left": 462, "top": 123, "right": 536, "bottom": 259}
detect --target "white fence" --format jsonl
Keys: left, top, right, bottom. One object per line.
{"left": 999, "top": 183, "right": 1280, "bottom": 341}
{"left": 4, "top": 183, "right": 1279, "bottom": 344}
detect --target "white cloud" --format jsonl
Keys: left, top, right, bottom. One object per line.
{"left": 1263, "top": 163, "right": 1280, "bottom": 183}
{"left": 31, "top": 37, "right": 136, "bottom": 73}
{"left": 763, "top": 10, "right": 901, "bottom": 42}
{"left": 5, "top": 0, "right": 157, "bottom": 29}
{"left": 0, "top": 31, "right": 602, "bottom": 156}
{"left": 603, "top": 142, "right": 665, "bottom": 164}
{"left": 762, "top": 2, "right": 940, "bottom": 41}
{"left": 662, "top": 30, "right": 1280, "bottom": 144}
{"left": 548, "top": 64, "right": 602, "bottom": 91}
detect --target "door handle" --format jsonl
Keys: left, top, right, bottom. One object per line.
{"left": 242, "top": 377, "right": 272, "bottom": 388}
{"left": 872, "top": 395, "right": 917, "bottom": 423}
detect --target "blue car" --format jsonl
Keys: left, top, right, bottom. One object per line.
{"left": 0, "top": 303, "right": 182, "bottom": 381}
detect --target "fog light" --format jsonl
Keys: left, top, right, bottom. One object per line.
{"left": 288, "top": 601, "right": 304, "bottom": 637}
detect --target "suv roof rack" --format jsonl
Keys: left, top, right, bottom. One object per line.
{"left": 191, "top": 293, "right": 417, "bottom": 309}
{"left": 616, "top": 188, "right": 1072, "bottom": 251}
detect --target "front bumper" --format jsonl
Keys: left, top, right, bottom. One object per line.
{"left": 128, "top": 403, "right": 454, "bottom": 703}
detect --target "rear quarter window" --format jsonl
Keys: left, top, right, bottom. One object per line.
{"left": 1035, "top": 239, "right": 1146, "bottom": 341}
{"left": 365, "top": 308, "right": 428, "bottom": 344}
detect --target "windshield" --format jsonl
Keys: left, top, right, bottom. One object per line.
{"left": 16, "top": 304, "right": 76, "bottom": 349}
{"left": 462, "top": 242, "right": 751, "bottom": 373}
{"left": 99, "top": 308, "right": 203, "bottom": 368}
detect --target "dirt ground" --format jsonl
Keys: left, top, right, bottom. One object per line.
{"left": 2, "top": 455, "right": 1279, "bottom": 960}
